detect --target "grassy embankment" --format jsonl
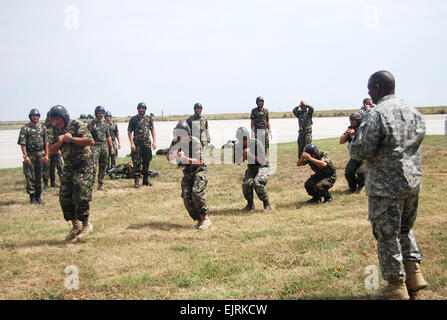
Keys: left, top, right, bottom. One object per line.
{"left": 1, "top": 106, "right": 446, "bottom": 129}
{"left": 0, "top": 136, "right": 446, "bottom": 299}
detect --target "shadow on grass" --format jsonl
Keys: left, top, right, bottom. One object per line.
{"left": 0, "top": 200, "right": 22, "bottom": 206}
{"left": 127, "top": 221, "right": 191, "bottom": 231}
{"left": 2, "top": 238, "right": 65, "bottom": 249}
{"left": 274, "top": 201, "right": 306, "bottom": 210}
{"left": 210, "top": 207, "right": 254, "bottom": 216}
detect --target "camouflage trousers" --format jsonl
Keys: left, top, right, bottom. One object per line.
{"left": 23, "top": 153, "right": 44, "bottom": 195}
{"left": 108, "top": 141, "right": 118, "bottom": 169}
{"left": 255, "top": 129, "right": 269, "bottom": 151}
{"left": 60, "top": 165, "right": 94, "bottom": 222}
{"left": 304, "top": 174, "right": 335, "bottom": 198}
{"left": 297, "top": 130, "right": 312, "bottom": 159}
{"left": 369, "top": 191, "right": 423, "bottom": 282}
{"left": 131, "top": 141, "right": 152, "bottom": 178}
{"left": 345, "top": 158, "right": 365, "bottom": 192}
{"left": 181, "top": 165, "right": 208, "bottom": 221}
{"left": 242, "top": 165, "right": 269, "bottom": 202}
{"left": 92, "top": 143, "right": 109, "bottom": 185}
{"left": 43, "top": 153, "right": 63, "bottom": 182}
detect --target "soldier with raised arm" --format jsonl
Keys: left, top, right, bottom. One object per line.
{"left": 293, "top": 100, "right": 314, "bottom": 159}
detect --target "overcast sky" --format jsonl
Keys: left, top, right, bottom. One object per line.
{"left": 1, "top": 0, "right": 446, "bottom": 121}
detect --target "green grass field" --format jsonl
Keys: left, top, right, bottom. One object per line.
{"left": 0, "top": 136, "right": 446, "bottom": 300}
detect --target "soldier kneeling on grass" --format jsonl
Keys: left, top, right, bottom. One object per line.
{"left": 297, "top": 143, "right": 336, "bottom": 204}
{"left": 167, "top": 121, "right": 212, "bottom": 230}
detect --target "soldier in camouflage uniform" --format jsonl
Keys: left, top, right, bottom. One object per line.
{"left": 128, "top": 102, "right": 157, "bottom": 188}
{"left": 42, "top": 111, "right": 63, "bottom": 188}
{"left": 167, "top": 121, "right": 211, "bottom": 230}
{"left": 87, "top": 106, "right": 115, "bottom": 191}
{"left": 350, "top": 71, "right": 427, "bottom": 300}
{"left": 297, "top": 143, "right": 336, "bottom": 204}
{"left": 49, "top": 105, "right": 95, "bottom": 242}
{"left": 250, "top": 97, "right": 271, "bottom": 152}
{"left": 293, "top": 101, "right": 314, "bottom": 159}
{"left": 18, "top": 108, "right": 49, "bottom": 204}
{"left": 105, "top": 111, "right": 121, "bottom": 171}
{"left": 186, "top": 103, "right": 210, "bottom": 147}
{"left": 339, "top": 112, "right": 365, "bottom": 193}
{"left": 234, "top": 127, "right": 271, "bottom": 212}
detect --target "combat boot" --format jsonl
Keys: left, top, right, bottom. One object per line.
{"left": 97, "top": 183, "right": 105, "bottom": 191}
{"left": 306, "top": 196, "right": 320, "bottom": 204}
{"left": 77, "top": 220, "right": 93, "bottom": 242}
{"left": 29, "top": 194, "right": 38, "bottom": 205}
{"left": 323, "top": 192, "right": 333, "bottom": 204}
{"left": 65, "top": 219, "right": 83, "bottom": 242}
{"left": 370, "top": 279, "right": 410, "bottom": 300}
{"left": 50, "top": 179, "right": 59, "bottom": 188}
{"left": 242, "top": 199, "right": 254, "bottom": 212}
{"left": 43, "top": 179, "right": 49, "bottom": 190}
{"left": 142, "top": 175, "right": 153, "bottom": 186}
{"left": 133, "top": 177, "right": 140, "bottom": 188}
{"left": 35, "top": 191, "right": 45, "bottom": 205}
{"left": 198, "top": 215, "right": 212, "bottom": 230}
{"left": 404, "top": 261, "right": 427, "bottom": 293}
{"left": 263, "top": 199, "right": 272, "bottom": 211}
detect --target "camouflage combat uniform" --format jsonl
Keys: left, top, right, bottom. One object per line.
{"left": 343, "top": 130, "right": 365, "bottom": 192}
{"left": 17, "top": 123, "right": 48, "bottom": 195}
{"left": 43, "top": 119, "right": 63, "bottom": 184}
{"left": 49, "top": 120, "right": 94, "bottom": 222}
{"left": 250, "top": 107, "right": 270, "bottom": 151}
{"left": 169, "top": 136, "right": 208, "bottom": 222}
{"left": 350, "top": 94, "right": 426, "bottom": 282}
{"left": 186, "top": 114, "right": 210, "bottom": 147}
{"left": 293, "top": 104, "right": 314, "bottom": 159}
{"left": 87, "top": 119, "right": 111, "bottom": 185}
{"left": 128, "top": 114, "right": 154, "bottom": 178}
{"left": 235, "top": 138, "right": 270, "bottom": 202}
{"left": 303, "top": 151, "right": 336, "bottom": 199}
{"left": 107, "top": 120, "right": 119, "bottom": 169}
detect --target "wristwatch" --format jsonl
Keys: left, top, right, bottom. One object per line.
{"left": 23, "top": 155, "right": 28, "bottom": 159}
{"left": 70, "top": 137, "right": 74, "bottom": 144}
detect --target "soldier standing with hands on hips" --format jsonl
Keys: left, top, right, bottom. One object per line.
{"left": 18, "top": 108, "right": 49, "bottom": 204}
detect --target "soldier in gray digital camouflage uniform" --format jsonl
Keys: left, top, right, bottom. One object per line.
{"left": 350, "top": 70, "right": 427, "bottom": 300}
{"left": 234, "top": 127, "right": 271, "bottom": 212}
{"left": 87, "top": 106, "right": 115, "bottom": 191}
{"left": 49, "top": 105, "right": 95, "bottom": 242}
{"left": 18, "top": 108, "right": 49, "bottom": 204}
{"left": 293, "top": 101, "right": 314, "bottom": 159}
{"left": 167, "top": 121, "right": 211, "bottom": 230}
{"left": 128, "top": 102, "right": 157, "bottom": 188}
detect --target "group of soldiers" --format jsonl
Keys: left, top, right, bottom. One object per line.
{"left": 17, "top": 70, "right": 428, "bottom": 299}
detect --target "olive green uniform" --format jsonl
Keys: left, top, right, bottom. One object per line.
{"left": 18, "top": 123, "right": 48, "bottom": 195}
{"left": 43, "top": 119, "right": 63, "bottom": 184}
{"left": 87, "top": 119, "right": 111, "bottom": 185}
{"left": 303, "top": 151, "right": 336, "bottom": 199}
{"left": 293, "top": 104, "right": 314, "bottom": 158}
{"left": 128, "top": 114, "right": 154, "bottom": 178}
{"left": 107, "top": 120, "right": 119, "bottom": 169}
{"left": 250, "top": 107, "right": 270, "bottom": 151}
{"left": 186, "top": 114, "right": 210, "bottom": 147}
{"left": 49, "top": 120, "right": 94, "bottom": 222}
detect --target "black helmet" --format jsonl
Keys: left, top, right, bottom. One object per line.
{"left": 236, "top": 127, "right": 250, "bottom": 142}
{"left": 304, "top": 143, "right": 319, "bottom": 156}
{"left": 173, "top": 120, "right": 191, "bottom": 137}
{"left": 137, "top": 102, "right": 147, "bottom": 109}
{"left": 49, "top": 105, "right": 70, "bottom": 126}
{"left": 193, "top": 103, "right": 203, "bottom": 110}
{"left": 105, "top": 111, "right": 112, "bottom": 118}
{"left": 256, "top": 96, "right": 264, "bottom": 104}
{"left": 349, "top": 112, "right": 364, "bottom": 122}
{"left": 28, "top": 108, "right": 40, "bottom": 120}
{"left": 95, "top": 106, "right": 106, "bottom": 117}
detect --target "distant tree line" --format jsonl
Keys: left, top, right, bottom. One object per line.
{"left": 79, "top": 114, "right": 94, "bottom": 119}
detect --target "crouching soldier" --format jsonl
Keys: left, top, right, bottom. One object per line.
{"left": 297, "top": 143, "right": 336, "bottom": 204}
{"left": 234, "top": 127, "right": 271, "bottom": 212}
{"left": 167, "top": 121, "right": 211, "bottom": 230}
{"left": 48, "top": 105, "right": 95, "bottom": 242}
